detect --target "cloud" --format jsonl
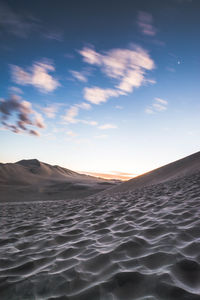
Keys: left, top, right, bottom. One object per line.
{"left": 0, "top": 94, "right": 45, "bottom": 136}
{"left": 80, "top": 47, "right": 101, "bottom": 65}
{"left": 145, "top": 107, "right": 154, "bottom": 114}
{"left": 29, "top": 129, "right": 40, "bottom": 136}
{"left": 63, "top": 106, "right": 79, "bottom": 124}
{"left": 146, "top": 97, "right": 168, "bottom": 114}
{"left": 98, "top": 123, "right": 117, "bottom": 130}
{"left": 42, "top": 30, "right": 63, "bottom": 42}
{"left": 115, "top": 105, "right": 123, "bottom": 109}
{"left": 80, "top": 45, "right": 155, "bottom": 102}
{"left": 34, "top": 112, "right": 45, "bottom": 128}
{"left": 77, "top": 102, "right": 91, "bottom": 110}
{"left": 117, "top": 69, "right": 144, "bottom": 93}
{"left": 42, "top": 105, "right": 59, "bottom": 118}
{"left": 81, "top": 120, "right": 97, "bottom": 126}
{"left": 70, "top": 70, "right": 88, "bottom": 82}
{"left": 137, "top": 11, "right": 157, "bottom": 36}
{"left": 11, "top": 61, "right": 60, "bottom": 93}
{"left": 63, "top": 102, "right": 96, "bottom": 125}
{"left": 9, "top": 86, "right": 24, "bottom": 94}
{"left": 84, "top": 87, "right": 119, "bottom": 105}
{"left": 0, "top": 2, "right": 40, "bottom": 38}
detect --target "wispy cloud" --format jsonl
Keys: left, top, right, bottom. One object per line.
{"left": 77, "top": 102, "right": 91, "bottom": 110}
{"left": 98, "top": 123, "right": 117, "bottom": 130}
{"left": 80, "top": 45, "right": 155, "bottom": 103}
{"left": 79, "top": 47, "right": 101, "bottom": 65}
{"left": 42, "top": 105, "right": 59, "bottom": 118}
{"left": 153, "top": 98, "right": 168, "bottom": 111}
{"left": 0, "top": 2, "right": 40, "bottom": 38}
{"left": 70, "top": 70, "right": 88, "bottom": 82}
{"left": 137, "top": 11, "right": 157, "bottom": 36}
{"left": 34, "top": 112, "right": 45, "bottom": 128}
{"left": 0, "top": 94, "right": 45, "bottom": 136}
{"left": 81, "top": 120, "right": 98, "bottom": 126}
{"left": 0, "top": 2, "right": 63, "bottom": 42}
{"left": 11, "top": 60, "right": 60, "bottom": 93}
{"left": 63, "top": 102, "right": 97, "bottom": 125}
{"left": 145, "top": 97, "right": 168, "bottom": 114}
{"left": 9, "top": 86, "right": 24, "bottom": 94}
{"left": 42, "top": 30, "right": 63, "bottom": 42}
{"left": 63, "top": 105, "right": 79, "bottom": 124}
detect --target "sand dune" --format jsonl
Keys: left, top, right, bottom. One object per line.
{"left": 0, "top": 159, "right": 120, "bottom": 202}
{"left": 0, "top": 170, "right": 200, "bottom": 299}
{"left": 0, "top": 152, "right": 200, "bottom": 299}
{"left": 106, "top": 151, "right": 200, "bottom": 194}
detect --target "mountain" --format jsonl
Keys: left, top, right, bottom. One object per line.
{"left": 105, "top": 151, "right": 200, "bottom": 194}
{"left": 0, "top": 159, "right": 120, "bottom": 202}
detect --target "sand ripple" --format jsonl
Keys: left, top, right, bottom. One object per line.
{"left": 0, "top": 172, "right": 200, "bottom": 299}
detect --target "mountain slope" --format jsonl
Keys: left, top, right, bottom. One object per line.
{"left": 106, "top": 151, "right": 200, "bottom": 194}
{"left": 0, "top": 159, "right": 120, "bottom": 202}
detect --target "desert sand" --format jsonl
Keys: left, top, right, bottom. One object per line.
{"left": 0, "top": 153, "right": 200, "bottom": 299}
{"left": 0, "top": 159, "right": 120, "bottom": 202}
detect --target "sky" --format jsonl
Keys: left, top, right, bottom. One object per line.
{"left": 0, "top": 0, "right": 200, "bottom": 179}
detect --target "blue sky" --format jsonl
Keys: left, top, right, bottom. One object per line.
{"left": 0, "top": 0, "right": 200, "bottom": 178}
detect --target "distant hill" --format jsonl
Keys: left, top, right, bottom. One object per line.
{"left": 0, "top": 159, "right": 120, "bottom": 202}
{"left": 105, "top": 151, "right": 200, "bottom": 194}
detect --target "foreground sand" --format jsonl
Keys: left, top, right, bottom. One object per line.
{"left": 0, "top": 171, "right": 200, "bottom": 299}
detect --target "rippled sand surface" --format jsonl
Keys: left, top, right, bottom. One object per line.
{"left": 1, "top": 172, "right": 200, "bottom": 300}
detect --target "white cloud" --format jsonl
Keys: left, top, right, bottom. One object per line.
{"left": 80, "top": 45, "right": 155, "bottom": 103}
{"left": 77, "top": 102, "right": 91, "bottom": 110}
{"left": 84, "top": 87, "right": 119, "bottom": 105}
{"left": 145, "top": 107, "right": 154, "bottom": 114}
{"left": 42, "top": 105, "right": 58, "bottom": 118}
{"left": 137, "top": 11, "right": 157, "bottom": 36}
{"left": 145, "top": 78, "right": 157, "bottom": 85}
{"left": 63, "top": 102, "right": 96, "bottom": 125}
{"left": 70, "top": 70, "right": 88, "bottom": 82}
{"left": 11, "top": 61, "right": 60, "bottom": 93}
{"left": 98, "top": 123, "right": 117, "bottom": 130}
{"left": 155, "top": 97, "right": 168, "bottom": 105}
{"left": 146, "top": 97, "right": 168, "bottom": 114}
{"left": 63, "top": 106, "right": 79, "bottom": 124}
{"left": 79, "top": 47, "right": 101, "bottom": 65}
{"left": 117, "top": 69, "right": 144, "bottom": 93}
